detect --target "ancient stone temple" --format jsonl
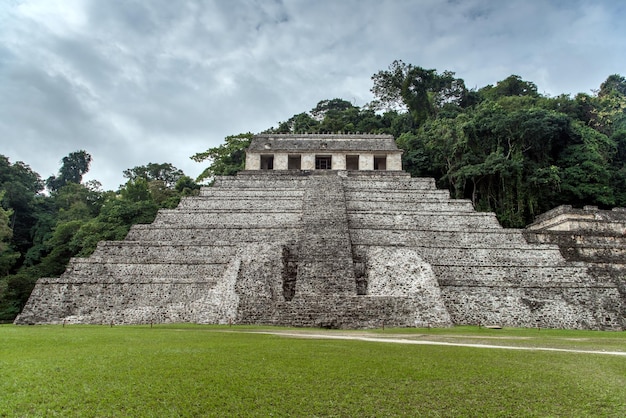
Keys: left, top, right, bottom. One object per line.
{"left": 16, "top": 134, "right": 626, "bottom": 329}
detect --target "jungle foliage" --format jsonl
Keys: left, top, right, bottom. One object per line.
{"left": 0, "top": 154, "right": 200, "bottom": 320}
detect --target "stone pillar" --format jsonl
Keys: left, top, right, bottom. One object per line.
{"left": 359, "top": 153, "right": 374, "bottom": 170}
{"left": 332, "top": 153, "right": 346, "bottom": 170}
{"left": 245, "top": 152, "right": 260, "bottom": 170}
{"left": 387, "top": 154, "right": 403, "bottom": 171}
{"left": 274, "top": 153, "right": 288, "bottom": 170}
{"left": 302, "top": 153, "right": 315, "bottom": 170}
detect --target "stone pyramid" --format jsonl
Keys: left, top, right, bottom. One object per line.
{"left": 16, "top": 168, "right": 625, "bottom": 329}
{"left": 16, "top": 171, "right": 624, "bottom": 329}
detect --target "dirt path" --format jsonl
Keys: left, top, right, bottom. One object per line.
{"left": 238, "top": 330, "right": 626, "bottom": 356}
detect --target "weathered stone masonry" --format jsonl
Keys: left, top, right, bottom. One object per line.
{"left": 15, "top": 135, "right": 626, "bottom": 329}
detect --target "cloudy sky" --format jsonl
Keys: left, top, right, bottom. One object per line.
{"left": 1, "top": 0, "right": 625, "bottom": 190}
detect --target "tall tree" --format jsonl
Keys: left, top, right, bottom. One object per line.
{"left": 191, "top": 133, "right": 254, "bottom": 182}
{"left": 0, "top": 191, "right": 19, "bottom": 276}
{"left": 310, "top": 99, "right": 356, "bottom": 121}
{"left": 598, "top": 74, "right": 626, "bottom": 98}
{"left": 268, "top": 100, "right": 406, "bottom": 136}
{"left": 610, "top": 129, "right": 626, "bottom": 206}
{"left": 53, "top": 181, "right": 105, "bottom": 222}
{"left": 478, "top": 75, "right": 539, "bottom": 100}
{"left": 0, "top": 156, "right": 44, "bottom": 259}
{"left": 593, "top": 74, "right": 626, "bottom": 135}
{"left": 275, "top": 113, "right": 320, "bottom": 133}
{"left": 122, "top": 163, "right": 185, "bottom": 189}
{"left": 370, "top": 60, "right": 467, "bottom": 126}
{"left": 46, "top": 150, "right": 92, "bottom": 192}
{"left": 557, "top": 122, "right": 616, "bottom": 206}
{"left": 68, "top": 196, "right": 160, "bottom": 257}
{"left": 413, "top": 102, "right": 573, "bottom": 226}
{"left": 174, "top": 176, "right": 201, "bottom": 196}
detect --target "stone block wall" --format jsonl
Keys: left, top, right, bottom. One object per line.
{"left": 343, "top": 175, "right": 624, "bottom": 330}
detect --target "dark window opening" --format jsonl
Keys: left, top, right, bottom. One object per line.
{"left": 288, "top": 155, "right": 301, "bottom": 170}
{"left": 374, "top": 156, "right": 387, "bottom": 170}
{"left": 261, "top": 155, "right": 274, "bottom": 170}
{"left": 315, "top": 155, "right": 332, "bottom": 170}
{"left": 346, "top": 155, "right": 359, "bottom": 170}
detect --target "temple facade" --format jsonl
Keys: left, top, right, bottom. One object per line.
{"left": 244, "top": 134, "right": 403, "bottom": 171}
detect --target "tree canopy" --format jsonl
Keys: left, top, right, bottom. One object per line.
{"left": 46, "top": 150, "right": 92, "bottom": 192}
{"left": 123, "top": 163, "right": 185, "bottom": 189}
{"left": 191, "top": 133, "right": 254, "bottom": 182}
{"left": 0, "top": 151, "right": 199, "bottom": 320}
{"left": 370, "top": 60, "right": 469, "bottom": 126}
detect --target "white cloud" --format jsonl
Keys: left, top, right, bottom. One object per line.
{"left": 1, "top": 0, "right": 624, "bottom": 189}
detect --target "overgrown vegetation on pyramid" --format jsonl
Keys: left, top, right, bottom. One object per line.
{"left": 16, "top": 135, "right": 625, "bottom": 329}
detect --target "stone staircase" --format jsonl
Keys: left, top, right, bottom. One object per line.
{"left": 295, "top": 175, "right": 356, "bottom": 296}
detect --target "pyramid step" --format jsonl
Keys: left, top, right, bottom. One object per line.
{"left": 152, "top": 210, "right": 301, "bottom": 227}
{"left": 63, "top": 260, "right": 227, "bottom": 280}
{"left": 350, "top": 229, "right": 528, "bottom": 246}
{"left": 90, "top": 242, "right": 240, "bottom": 261}
{"left": 433, "top": 265, "right": 599, "bottom": 286}
{"left": 344, "top": 177, "right": 437, "bottom": 190}
{"left": 349, "top": 212, "right": 502, "bottom": 229}
{"left": 125, "top": 225, "right": 301, "bottom": 243}
{"left": 199, "top": 188, "right": 304, "bottom": 198}
{"left": 347, "top": 201, "right": 475, "bottom": 212}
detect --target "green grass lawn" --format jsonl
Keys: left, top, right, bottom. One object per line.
{"left": 1, "top": 325, "right": 625, "bottom": 417}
